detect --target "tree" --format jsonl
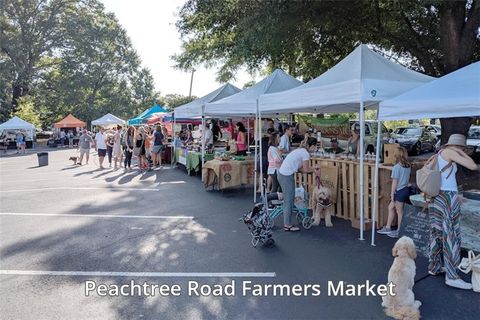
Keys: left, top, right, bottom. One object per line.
{"left": 174, "top": 0, "right": 480, "bottom": 142}
{"left": 0, "top": 0, "right": 159, "bottom": 125}
{"left": 0, "top": 0, "right": 76, "bottom": 114}
{"left": 12, "top": 96, "right": 41, "bottom": 127}
{"left": 160, "top": 94, "right": 197, "bottom": 110}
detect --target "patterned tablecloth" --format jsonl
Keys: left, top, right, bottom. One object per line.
{"left": 202, "top": 159, "right": 255, "bottom": 190}
{"left": 175, "top": 148, "right": 214, "bottom": 174}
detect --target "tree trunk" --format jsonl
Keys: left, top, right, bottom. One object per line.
{"left": 11, "top": 83, "right": 29, "bottom": 113}
{"left": 439, "top": 117, "right": 472, "bottom": 145}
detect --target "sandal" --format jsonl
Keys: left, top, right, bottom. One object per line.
{"left": 284, "top": 225, "right": 300, "bottom": 232}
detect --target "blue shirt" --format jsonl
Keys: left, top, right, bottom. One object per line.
{"left": 154, "top": 131, "right": 164, "bottom": 146}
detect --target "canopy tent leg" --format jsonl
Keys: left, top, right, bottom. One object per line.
{"left": 171, "top": 116, "right": 176, "bottom": 168}
{"left": 247, "top": 118, "right": 250, "bottom": 149}
{"left": 359, "top": 101, "right": 365, "bottom": 241}
{"left": 201, "top": 105, "right": 206, "bottom": 181}
{"left": 371, "top": 116, "right": 382, "bottom": 246}
{"left": 253, "top": 109, "right": 258, "bottom": 203}
{"left": 257, "top": 99, "right": 264, "bottom": 201}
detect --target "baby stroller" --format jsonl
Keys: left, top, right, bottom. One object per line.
{"left": 242, "top": 203, "right": 275, "bottom": 248}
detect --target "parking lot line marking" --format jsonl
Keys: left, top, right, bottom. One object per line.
{"left": 0, "top": 186, "right": 163, "bottom": 192}
{"left": 0, "top": 212, "right": 194, "bottom": 219}
{"left": 0, "top": 270, "right": 276, "bottom": 277}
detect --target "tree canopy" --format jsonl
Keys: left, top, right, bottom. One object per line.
{"left": 174, "top": 0, "right": 480, "bottom": 140}
{"left": 0, "top": 0, "right": 159, "bottom": 126}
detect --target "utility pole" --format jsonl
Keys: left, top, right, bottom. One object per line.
{"left": 189, "top": 68, "right": 196, "bottom": 98}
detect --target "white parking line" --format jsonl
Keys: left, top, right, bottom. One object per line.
{"left": 0, "top": 212, "right": 194, "bottom": 219}
{"left": 0, "top": 270, "right": 276, "bottom": 277}
{"left": 0, "top": 187, "right": 161, "bottom": 192}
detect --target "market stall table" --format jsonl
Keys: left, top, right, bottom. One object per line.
{"left": 175, "top": 148, "right": 214, "bottom": 174}
{"left": 202, "top": 158, "right": 255, "bottom": 190}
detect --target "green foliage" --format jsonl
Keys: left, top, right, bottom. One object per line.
{"left": 159, "top": 94, "right": 197, "bottom": 110}
{"left": 174, "top": 0, "right": 480, "bottom": 81}
{"left": 13, "top": 96, "right": 41, "bottom": 127}
{"left": 0, "top": 0, "right": 160, "bottom": 125}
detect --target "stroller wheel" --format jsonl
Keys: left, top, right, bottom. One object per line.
{"left": 263, "top": 238, "right": 275, "bottom": 248}
{"left": 302, "top": 216, "right": 313, "bottom": 229}
{"left": 296, "top": 212, "right": 304, "bottom": 225}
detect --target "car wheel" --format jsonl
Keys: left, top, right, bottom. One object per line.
{"left": 414, "top": 142, "right": 421, "bottom": 156}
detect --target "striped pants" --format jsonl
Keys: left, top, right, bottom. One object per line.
{"left": 428, "top": 191, "right": 461, "bottom": 280}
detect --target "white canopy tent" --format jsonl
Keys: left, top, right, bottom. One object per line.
{"left": 0, "top": 116, "right": 36, "bottom": 139}
{"left": 370, "top": 61, "right": 480, "bottom": 245}
{"left": 258, "top": 44, "right": 434, "bottom": 241}
{"left": 205, "top": 69, "right": 303, "bottom": 116}
{"left": 379, "top": 61, "right": 480, "bottom": 120}
{"left": 91, "top": 113, "right": 126, "bottom": 127}
{"left": 202, "top": 69, "right": 303, "bottom": 201}
{"left": 174, "top": 83, "right": 241, "bottom": 119}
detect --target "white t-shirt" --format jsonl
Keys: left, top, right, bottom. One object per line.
{"left": 95, "top": 132, "right": 107, "bottom": 149}
{"left": 279, "top": 134, "right": 290, "bottom": 152}
{"left": 204, "top": 129, "right": 214, "bottom": 145}
{"left": 279, "top": 148, "right": 310, "bottom": 176}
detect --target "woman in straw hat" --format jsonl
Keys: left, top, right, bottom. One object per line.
{"left": 428, "top": 133, "right": 480, "bottom": 290}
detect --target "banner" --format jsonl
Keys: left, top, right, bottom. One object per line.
{"left": 297, "top": 115, "right": 351, "bottom": 140}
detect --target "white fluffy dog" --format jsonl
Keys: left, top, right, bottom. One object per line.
{"left": 310, "top": 175, "right": 334, "bottom": 227}
{"left": 382, "top": 236, "right": 422, "bottom": 320}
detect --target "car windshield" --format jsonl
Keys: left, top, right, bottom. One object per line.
{"left": 395, "top": 128, "right": 421, "bottom": 136}
{"left": 468, "top": 127, "right": 480, "bottom": 139}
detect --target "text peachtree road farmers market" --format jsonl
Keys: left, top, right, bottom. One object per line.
{"left": 84, "top": 280, "right": 396, "bottom": 297}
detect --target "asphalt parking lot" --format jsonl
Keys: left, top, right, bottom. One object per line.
{"left": 0, "top": 149, "right": 478, "bottom": 320}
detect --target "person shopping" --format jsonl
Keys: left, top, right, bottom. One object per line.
{"left": 346, "top": 124, "right": 361, "bottom": 156}
{"left": 112, "top": 125, "right": 122, "bottom": 169}
{"left": 267, "top": 132, "right": 283, "bottom": 193}
{"left": 377, "top": 147, "right": 411, "bottom": 238}
{"left": 123, "top": 127, "right": 135, "bottom": 170}
{"left": 277, "top": 137, "right": 317, "bottom": 232}
{"left": 428, "top": 134, "right": 480, "bottom": 290}
{"left": 235, "top": 122, "right": 247, "bottom": 156}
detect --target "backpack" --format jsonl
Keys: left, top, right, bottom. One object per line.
{"left": 416, "top": 152, "right": 453, "bottom": 197}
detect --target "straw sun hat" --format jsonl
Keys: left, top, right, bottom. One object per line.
{"left": 445, "top": 134, "right": 467, "bottom": 147}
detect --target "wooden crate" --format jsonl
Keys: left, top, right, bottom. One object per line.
{"left": 296, "top": 158, "right": 393, "bottom": 229}
{"left": 383, "top": 144, "right": 400, "bottom": 165}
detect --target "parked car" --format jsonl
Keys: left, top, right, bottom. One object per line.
{"left": 422, "top": 124, "right": 441, "bottom": 137}
{"left": 467, "top": 125, "right": 480, "bottom": 152}
{"left": 392, "top": 126, "right": 437, "bottom": 155}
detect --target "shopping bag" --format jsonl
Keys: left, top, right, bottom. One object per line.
{"left": 458, "top": 250, "right": 480, "bottom": 293}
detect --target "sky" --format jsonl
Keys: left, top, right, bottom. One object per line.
{"left": 100, "top": 0, "right": 258, "bottom": 98}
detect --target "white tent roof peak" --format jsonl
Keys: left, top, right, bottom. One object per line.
{"left": 259, "top": 45, "right": 434, "bottom": 114}
{"left": 205, "top": 69, "right": 303, "bottom": 116}
{"left": 91, "top": 113, "right": 126, "bottom": 126}
{"left": 0, "top": 116, "right": 35, "bottom": 130}
{"left": 174, "top": 83, "right": 241, "bottom": 118}
{"left": 379, "top": 61, "right": 480, "bottom": 120}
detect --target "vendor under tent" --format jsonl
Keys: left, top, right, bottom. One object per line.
{"left": 92, "top": 113, "right": 126, "bottom": 127}
{"left": 369, "top": 61, "right": 480, "bottom": 246}
{"left": 0, "top": 116, "right": 36, "bottom": 148}
{"left": 127, "top": 105, "right": 167, "bottom": 126}
{"left": 202, "top": 69, "right": 303, "bottom": 200}
{"left": 174, "top": 83, "right": 241, "bottom": 119}
{"left": 54, "top": 114, "right": 86, "bottom": 129}
{"left": 258, "top": 44, "right": 434, "bottom": 241}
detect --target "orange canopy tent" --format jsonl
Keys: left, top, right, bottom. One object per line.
{"left": 54, "top": 114, "right": 86, "bottom": 128}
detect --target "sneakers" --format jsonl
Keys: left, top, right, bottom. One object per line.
{"left": 428, "top": 267, "right": 446, "bottom": 276}
{"left": 388, "top": 230, "right": 399, "bottom": 238}
{"left": 445, "top": 278, "right": 473, "bottom": 290}
{"left": 377, "top": 227, "right": 392, "bottom": 235}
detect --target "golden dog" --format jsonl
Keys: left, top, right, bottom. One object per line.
{"left": 382, "top": 236, "right": 421, "bottom": 320}
{"left": 310, "top": 175, "right": 334, "bottom": 227}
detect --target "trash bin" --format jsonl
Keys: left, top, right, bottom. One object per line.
{"left": 37, "top": 152, "right": 49, "bottom": 166}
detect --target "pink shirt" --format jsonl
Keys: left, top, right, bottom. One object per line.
{"left": 236, "top": 132, "right": 247, "bottom": 151}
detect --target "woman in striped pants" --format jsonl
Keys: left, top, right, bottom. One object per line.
{"left": 428, "top": 134, "right": 479, "bottom": 290}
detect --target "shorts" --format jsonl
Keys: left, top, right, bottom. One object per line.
{"left": 97, "top": 149, "right": 107, "bottom": 157}
{"left": 394, "top": 186, "right": 410, "bottom": 203}
{"left": 151, "top": 145, "right": 164, "bottom": 154}
{"left": 80, "top": 148, "right": 90, "bottom": 157}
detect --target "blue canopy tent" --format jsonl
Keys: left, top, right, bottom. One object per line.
{"left": 127, "top": 105, "right": 167, "bottom": 125}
